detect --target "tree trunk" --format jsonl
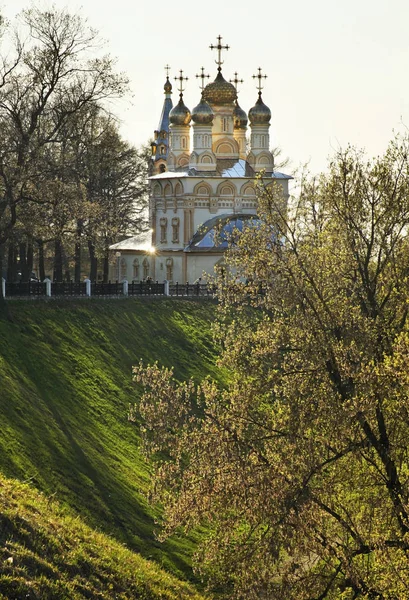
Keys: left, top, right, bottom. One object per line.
{"left": 74, "top": 220, "right": 83, "bottom": 282}
{"left": 27, "top": 240, "right": 33, "bottom": 279}
{"left": 88, "top": 240, "right": 97, "bottom": 281}
{"left": 54, "top": 239, "right": 63, "bottom": 282}
{"left": 103, "top": 249, "right": 109, "bottom": 283}
{"left": 74, "top": 241, "right": 81, "bottom": 282}
{"left": 19, "top": 242, "right": 29, "bottom": 281}
{"left": 7, "top": 242, "right": 16, "bottom": 282}
{"left": 38, "top": 239, "right": 46, "bottom": 281}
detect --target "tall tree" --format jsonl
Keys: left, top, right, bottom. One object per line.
{"left": 134, "top": 135, "right": 409, "bottom": 599}
{"left": 83, "top": 118, "right": 149, "bottom": 281}
{"left": 0, "top": 7, "right": 128, "bottom": 292}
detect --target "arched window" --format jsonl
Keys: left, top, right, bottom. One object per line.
{"left": 120, "top": 258, "right": 127, "bottom": 280}
{"left": 166, "top": 258, "right": 173, "bottom": 282}
{"left": 160, "top": 217, "right": 168, "bottom": 243}
{"left": 133, "top": 259, "right": 139, "bottom": 280}
{"left": 159, "top": 164, "right": 166, "bottom": 173}
{"left": 172, "top": 217, "right": 180, "bottom": 243}
{"left": 143, "top": 258, "right": 149, "bottom": 280}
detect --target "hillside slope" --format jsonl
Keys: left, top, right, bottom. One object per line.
{"left": 0, "top": 298, "right": 218, "bottom": 578}
{"left": 0, "top": 473, "right": 205, "bottom": 600}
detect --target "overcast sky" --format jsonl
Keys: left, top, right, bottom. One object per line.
{"left": 3, "top": 0, "right": 409, "bottom": 175}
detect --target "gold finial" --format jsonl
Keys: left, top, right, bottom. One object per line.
{"left": 165, "top": 64, "right": 171, "bottom": 79}
{"left": 174, "top": 69, "right": 188, "bottom": 96}
{"left": 252, "top": 67, "right": 267, "bottom": 94}
{"left": 210, "top": 35, "right": 230, "bottom": 72}
{"left": 230, "top": 71, "right": 244, "bottom": 91}
{"left": 196, "top": 67, "right": 210, "bottom": 91}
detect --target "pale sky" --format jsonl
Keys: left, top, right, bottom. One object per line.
{"left": 3, "top": 0, "right": 409, "bottom": 175}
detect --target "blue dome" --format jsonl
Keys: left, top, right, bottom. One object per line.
{"left": 184, "top": 213, "right": 260, "bottom": 252}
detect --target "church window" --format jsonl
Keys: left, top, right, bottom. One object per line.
{"left": 160, "top": 145, "right": 166, "bottom": 154}
{"left": 175, "top": 182, "right": 183, "bottom": 195}
{"left": 160, "top": 217, "right": 168, "bottom": 243}
{"left": 222, "top": 117, "right": 228, "bottom": 132}
{"left": 164, "top": 184, "right": 172, "bottom": 196}
{"left": 153, "top": 184, "right": 161, "bottom": 197}
{"left": 159, "top": 164, "right": 166, "bottom": 173}
{"left": 166, "top": 258, "right": 174, "bottom": 281}
{"left": 142, "top": 258, "right": 149, "bottom": 280}
{"left": 120, "top": 258, "right": 127, "bottom": 280}
{"left": 172, "top": 217, "right": 180, "bottom": 243}
{"left": 133, "top": 259, "right": 140, "bottom": 280}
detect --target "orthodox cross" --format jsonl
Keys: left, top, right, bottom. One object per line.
{"left": 210, "top": 35, "right": 229, "bottom": 71}
{"left": 196, "top": 67, "right": 210, "bottom": 91}
{"left": 252, "top": 67, "right": 267, "bottom": 94}
{"left": 230, "top": 71, "right": 244, "bottom": 91}
{"left": 165, "top": 64, "right": 171, "bottom": 79}
{"left": 174, "top": 70, "right": 188, "bottom": 96}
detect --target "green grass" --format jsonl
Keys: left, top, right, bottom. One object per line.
{"left": 0, "top": 473, "right": 206, "bottom": 599}
{"left": 0, "top": 298, "right": 219, "bottom": 580}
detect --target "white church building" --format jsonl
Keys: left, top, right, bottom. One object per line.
{"left": 110, "top": 37, "right": 291, "bottom": 284}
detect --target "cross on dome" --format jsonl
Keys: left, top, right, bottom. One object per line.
{"left": 174, "top": 70, "right": 188, "bottom": 96}
{"left": 165, "top": 64, "right": 171, "bottom": 78}
{"left": 196, "top": 67, "right": 210, "bottom": 91}
{"left": 209, "top": 35, "right": 230, "bottom": 72}
{"left": 230, "top": 71, "right": 244, "bottom": 91}
{"left": 252, "top": 67, "right": 267, "bottom": 94}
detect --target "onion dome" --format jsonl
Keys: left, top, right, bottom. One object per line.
{"left": 192, "top": 97, "right": 214, "bottom": 125}
{"left": 233, "top": 101, "right": 248, "bottom": 129}
{"left": 169, "top": 95, "right": 191, "bottom": 126}
{"left": 164, "top": 77, "right": 172, "bottom": 94}
{"left": 248, "top": 92, "right": 271, "bottom": 125}
{"left": 202, "top": 71, "right": 237, "bottom": 106}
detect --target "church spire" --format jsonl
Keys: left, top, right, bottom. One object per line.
{"left": 151, "top": 65, "right": 174, "bottom": 174}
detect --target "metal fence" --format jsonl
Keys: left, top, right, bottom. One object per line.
{"left": 5, "top": 281, "right": 47, "bottom": 297}
{"left": 1, "top": 279, "right": 215, "bottom": 300}
{"left": 169, "top": 282, "right": 214, "bottom": 297}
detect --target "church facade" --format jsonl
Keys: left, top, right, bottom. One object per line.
{"left": 110, "top": 37, "right": 291, "bottom": 284}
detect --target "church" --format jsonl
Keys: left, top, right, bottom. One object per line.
{"left": 110, "top": 37, "right": 291, "bottom": 284}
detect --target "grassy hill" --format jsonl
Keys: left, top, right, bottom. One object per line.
{"left": 0, "top": 298, "right": 219, "bottom": 582}
{"left": 0, "top": 473, "right": 205, "bottom": 599}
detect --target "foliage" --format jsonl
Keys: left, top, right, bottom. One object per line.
{"left": 0, "top": 473, "right": 206, "bottom": 600}
{"left": 0, "top": 299, "right": 219, "bottom": 580}
{"left": 135, "top": 135, "right": 409, "bottom": 599}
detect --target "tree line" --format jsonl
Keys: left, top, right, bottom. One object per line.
{"left": 0, "top": 7, "right": 148, "bottom": 286}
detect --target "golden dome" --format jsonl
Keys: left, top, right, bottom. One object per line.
{"left": 192, "top": 97, "right": 214, "bottom": 125}
{"left": 164, "top": 77, "right": 172, "bottom": 94}
{"left": 248, "top": 93, "right": 271, "bottom": 125}
{"left": 169, "top": 95, "right": 191, "bottom": 126}
{"left": 202, "top": 71, "right": 237, "bottom": 106}
{"left": 233, "top": 101, "right": 248, "bottom": 129}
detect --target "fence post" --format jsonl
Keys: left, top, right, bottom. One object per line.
{"left": 122, "top": 279, "right": 128, "bottom": 296}
{"left": 44, "top": 278, "right": 51, "bottom": 297}
{"left": 84, "top": 278, "right": 91, "bottom": 297}
{"left": 164, "top": 280, "right": 170, "bottom": 296}
{"left": 1, "top": 277, "right": 5, "bottom": 298}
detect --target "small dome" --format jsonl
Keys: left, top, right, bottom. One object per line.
{"left": 202, "top": 71, "right": 237, "bottom": 106}
{"left": 169, "top": 96, "right": 191, "bottom": 126}
{"left": 249, "top": 93, "right": 271, "bottom": 125}
{"left": 164, "top": 77, "right": 172, "bottom": 94}
{"left": 192, "top": 97, "right": 214, "bottom": 125}
{"left": 233, "top": 101, "right": 248, "bottom": 129}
